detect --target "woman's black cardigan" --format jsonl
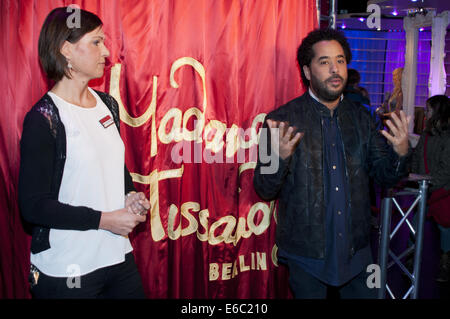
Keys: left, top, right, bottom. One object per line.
{"left": 18, "top": 90, "right": 136, "bottom": 254}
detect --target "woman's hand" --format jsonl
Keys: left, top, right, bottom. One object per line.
{"left": 125, "top": 192, "right": 151, "bottom": 216}
{"left": 99, "top": 208, "right": 147, "bottom": 236}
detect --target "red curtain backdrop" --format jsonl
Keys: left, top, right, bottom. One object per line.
{"left": 0, "top": 0, "right": 316, "bottom": 298}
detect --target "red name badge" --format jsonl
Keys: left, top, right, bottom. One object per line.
{"left": 99, "top": 115, "right": 114, "bottom": 129}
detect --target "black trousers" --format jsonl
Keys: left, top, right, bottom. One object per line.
{"left": 30, "top": 252, "right": 146, "bottom": 299}
{"left": 287, "top": 260, "right": 378, "bottom": 299}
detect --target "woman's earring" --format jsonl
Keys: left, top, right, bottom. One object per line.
{"left": 67, "top": 61, "right": 73, "bottom": 69}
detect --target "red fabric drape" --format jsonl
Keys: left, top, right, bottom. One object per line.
{"left": 0, "top": 0, "right": 316, "bottom": 298}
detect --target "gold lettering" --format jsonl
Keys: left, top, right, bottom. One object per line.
{"left": 110, "top": 59, "right": 276, "bottom": 249}
{"left": 158, "top": 108, "right": 183, "bottom": 144}
{"left": 256, "top": 252, "right": 267, "bottom": 270}
{"left": 247, "top": 202, "right": 270, "bottom": 236}
{"left": 251, "top": 252, "right": 255, "bottom": 270}
{"left": 156, "top": 191, "right": 200, "bottom": 241}
{"left": 168, "top": 204, "right": 181, "bottom": 240}
{"left": 204, "top": 120, "right": 226, "bottom": 153}
{"left": 225, "top": 124, "right": 240, "bottom": 158}
{"left": 209, "top": 216, "right": 236, "bottom": 245}
{"left": 170, "top": 57, "right": 207, "bottom": 116}
{"left": 240, "top": 114, "right": 265, "bottom": 149}
{"left": 209, "top": 263, "right": 219, "bottom": 281}
{"left": 270, "top": 200, "right": 277, "bottom": 224}
{"left": 110, "top": 61, "right": 265, "bottom": 160}
{"left": 148, "top": 169, "right": 166, "bottom": 241}
{"left": 208, "top": 251, "right": 268, "bottom": 281}
{"left": 252, "top": 113, "right": 267, "bottom": 145}
{"left": 181, "top": 202, "right": 200, "bottom": 237}
{"left": 229, "top": 217, "right": 252, "bottom": 246}
{"left": 232, "top": 260, "right": 238, "bottom": 278}
{"left": 110, "top": 64, "right": 158, "bottom": 156}
{"left": 183, "top": 107, "right": 205, "bottom": 143}
{"left": 222, "top": 263, "right": 232, "bottom": 280}
{"left": 197, "top": 209, "right": 209, "bottom": 242}
{"left": 239, "top": 255, "right": 250, "bottom": 272}
{"left": 237, "top": 162, "right": 257, "bottom": 193}
{"left": 239, "top": 162, "right": 256, "bottom": 175}
{"left": 271, "top": 244, "right": 278, "bottom": 267}
{"left": 131, "top": 166, "right": 184, "bottom": 242}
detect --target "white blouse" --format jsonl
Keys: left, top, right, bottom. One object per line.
{"left": 31, "top": 88, "right": 132, "bottom": 277}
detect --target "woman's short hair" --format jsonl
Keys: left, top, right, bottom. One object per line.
{"left": 425, "top": 95, "right": 450, "bottom": 136}
{"left": 38, "top": 7, "right": 103, "bottom": 82}
{"left": 297, "top": 28, "right": 352, "bottom": 87}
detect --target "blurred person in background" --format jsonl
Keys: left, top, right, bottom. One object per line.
{"left": 411, "top": 95, "right": 450, "bottom": 282}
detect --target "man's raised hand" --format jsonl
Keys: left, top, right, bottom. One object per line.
{"left": 266, "top": 119, "right": 304, "bottom": 160}
{"left": 380, "top": 110, "right": 410, "bottom": 157}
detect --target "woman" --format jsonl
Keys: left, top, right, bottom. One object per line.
{"left": 411, "top": 95, "right": 450, "bottom": 282}
{"left": 19, "top": 7, "right": 150, "bottom": 298}
{"left": 379, "top": 68, "right": 404, "bottom": 129}
{"left": 387, "top": 67, "right": 403, "bottom": 113}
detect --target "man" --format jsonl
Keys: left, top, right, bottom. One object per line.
{"left": 344, "top": 68, "right": 371, "bottom": 107}
{"left": 253, "top": 29, "right": 410, "bottom": 299}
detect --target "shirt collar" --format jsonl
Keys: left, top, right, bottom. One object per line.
{"left": 308, "top": 88, "right": 343, "bottom": 118}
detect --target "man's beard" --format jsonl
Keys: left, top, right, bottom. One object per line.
{"left": 310, "top": 74, "right": 346, "bottom": 102}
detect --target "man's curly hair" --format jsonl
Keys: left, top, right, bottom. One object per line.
{"left": 297, "top": 28, "right": 352, "bottom": 87}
